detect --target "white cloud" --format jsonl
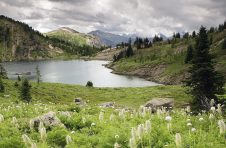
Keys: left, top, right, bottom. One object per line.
{"left": 0, "top": 0, "right": 225, "bottom": 37}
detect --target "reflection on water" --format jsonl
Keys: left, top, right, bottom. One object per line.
{"left": 2, "top": 60, "right": 160, "bottom": 87}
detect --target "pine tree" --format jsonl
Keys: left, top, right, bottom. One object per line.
{"left": 20, "top": 78, "right": 32, "bottom": 102}
{"left": 185, "top": 26, "right": 225, "bottom": 110}
{"left": 0, "top": 77, "right": 5, "bottom": 93}
{"left": 192, "top": 31, "right": 196, "bottom": 38}
{"left": 222, "top": 38, "right": 226, "bottom": 49}
{"left": 126, "top": 38, "right": 133, "bottom": 57}
{"left": 36, "top": 65, "right": 41, "bottom": 84}
{"left": 184, "top": 45, "right": 193, "bottom": 64}
{"left": 0, "top": 64, "right": 7, "bottom": 79}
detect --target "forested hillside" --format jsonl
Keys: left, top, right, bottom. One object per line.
{"left": 0, "top": 15, "right": 103, "bottom": 61}
{"left": 108, "top": 22, "right": 226, "bottom": 84}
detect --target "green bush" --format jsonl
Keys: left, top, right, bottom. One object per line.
{"left": 47, "top": 127, "right": 68, "bottom": 147}
{"left": 0, "top": 138, "right": 25, "bottom": 148}
{"left": 86, "top": 81, "right": 93, "bottom": 87}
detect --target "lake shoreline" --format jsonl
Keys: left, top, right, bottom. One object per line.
{"left": 2, "top": 59, "right": 160, "bottom": 87}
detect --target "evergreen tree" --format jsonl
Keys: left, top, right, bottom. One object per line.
{"left": 183, "top": 32, "right": 189, "bottom": 39}
{"left": 36, "top": 65, "right": 41, "bottom": 84}
{"left": 175, "top": 33, "right": 180, "bottom": 38}
{"left": 184, "top": 45, "right": 193, "bottom": 64}
{"left": 185, "top": 26, "right": 225, "bottom": 110}
{"left": 209, "top": 27, "right": 215, "bottom": 33}
{"left": 17, "top": 75, "right": 21, "bottom": 81}
{"left": 20, "top": 78, "right": 32, "bottom": 102}
{"left": 0, "top": 77, "right": 5, "bottom": 93}
{"left": 222, "top": 38, "right": 226, "bottom": 49}
{"left": 148, "top": 40, "right": 153, "bottom": 47}
{"left": 0, "top": 64, "right": 7, "bottom": 79}
{"left": 126, "top": 38, "right": 133, "bottom": 57}
{"left": 192, "top": 31, "right": 196, "bottom": 38}
{"left": 144, "top": 38, "right": 149, "bottom": 48}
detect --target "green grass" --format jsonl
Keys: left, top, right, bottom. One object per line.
{"left": 0, "top": 80, "right": 225, "bottom": 147}
{"left": 2, "top": 80, "right": 191, "bottom": 108}
{"left": 46, "top": 30, "right": 87, "bottom": 46}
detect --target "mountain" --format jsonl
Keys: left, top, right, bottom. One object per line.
{"left": 156, "top": 33, "right": 168, "bottom": 40}
{"left": 0, "top": 15, "right": 102, "bottom": 61}
{"left": 0, "top": 15, "right": 64, "bottom": 61}
{"left": 88, "top": 30, "right": 130, "bottom": 47}
{"left": 45, "top": 27, "right": 103, "bottom": 47}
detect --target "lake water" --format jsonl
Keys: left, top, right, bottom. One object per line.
{"left": 2, "top": 60, "right": 160, "bottom": 87}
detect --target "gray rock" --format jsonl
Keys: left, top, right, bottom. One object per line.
{"left": 99, "top": 102, "right": 115, "bottom": 108}
{"left": 30, "top": 111, "right": 63, "bottom": 129}
{"left": 145, "top": 98, "right": 174, "bottom": 108}
{"left": 74, "top": 98, "right": 85, "bottom": 105}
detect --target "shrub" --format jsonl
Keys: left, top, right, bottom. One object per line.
{"left": 47, "top": 127, "right": 68, "bottom": 147}
{"left": 86, "top": 81, "right": 93, "bottom": 87}
{"left": 0, "top": 138, "right": 25, "bottom": 148}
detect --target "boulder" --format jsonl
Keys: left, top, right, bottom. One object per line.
{"left": 74, "top": 98, "right": 85, "bottom": 105}
{"left": 99, "top": 102, "right": 115, "bottom": 108}
{"left": 30, "top": 111, "right": 63, "bottom": 129}
{"left": 145, "top": 98, "right": 174, "bottom": 109}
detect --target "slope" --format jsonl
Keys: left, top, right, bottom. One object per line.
{"left": 108, "top": 29, "right": 226, "bottom": 85}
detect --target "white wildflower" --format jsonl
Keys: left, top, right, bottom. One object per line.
{"left": 137, "top": 124, "right": 144, "bottom": 139}
{"left": 31, "top": 143, "right": 37, "bottom": 148}
{"left": 119, "top": 109, "right": 126, "bottom": 119}
{"left": 129, "top": 137, "right": 136, "bottom": 148}
{"left": 66, "top": 135, "right": 72, "bottom": 145}
{"left": 12, "top": 117, "right": 19, "bottom": 128}
{"left": 0, "top": 114, "right": 4, "bottom": 122}
{"left": 186, "top": 106, "right": 191, "bottom": 113}
{"left": 216, "top": 104, "right": 222, "bottom": 115}
{"left": 145, "top": 120, "right": 151, "bottom": 133}
{"left": 218, "top": 120, "right": 226, "bottom": 134}
{"left": 186, "top": 119, "right": 191, "bottom": 122}
{"left": 91, "top": 122, "right": 96, "bottom": 126}
{"left": 175, "top": 133, "right": 182, "bottom": 148}
{"left": 191, "top": 128, "right": 196, "bottom": 132}
{"left": 22, "top": 134, "right": 32, "bottom": 146}
{"left": 131, "top": 127, "right": 137, "bottom": 141}
{"left": 210, "top": 99, "right": 215, "bottom": 107}
{"left": 114, "top": 142, "right": 121, "bottom": 148}
{"left": 40, "top": 127, "right": 47, "bottom": 142}
{"left": 99, "top": 111, "right": 104, "bottom": 121}
{"left": 209, "top": 114, "right": 214, "bottom": 120}
{"left": 110, "top": 114, "right": 115, "bottom": 121}
{"left": 187, "top": 123, "right": 192, "bottom": 126}
{"left": 165, "top": 116, "right": 172, "bottom": 122}
{"left": 199, "top": 117, "right": 204, "bottom": 121}
{"left": 210, "top": 107, "right": 215, "bottom": 112}
{"left": 82, "top": 117, "right": 86, "bottom": 123}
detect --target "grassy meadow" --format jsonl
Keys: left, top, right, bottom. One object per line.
{"left": 0, "top": 80, "right": 225, "bottom": 147}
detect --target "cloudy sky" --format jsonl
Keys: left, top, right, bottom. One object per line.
{"left": 0, "top": 0, "right": 225, "bottom": 37}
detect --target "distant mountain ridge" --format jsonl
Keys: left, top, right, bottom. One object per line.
{"left": 88, "top": 30, "right": 131, "bottom": 47}
{"left": 46, "top": 27, "right": 103, "bottom": 47}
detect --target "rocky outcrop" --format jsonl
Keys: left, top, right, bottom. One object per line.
{"left": 145, "top": 98, "right": 174, "bottom": 108}
{"left": 99, "top": 102, "right": 115, "bottom": 108}
{"left": 30, "top": 111, "right": 63, "bottom": 129}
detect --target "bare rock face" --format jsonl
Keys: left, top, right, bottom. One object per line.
{"left": 30, "top": 111, "right": 63, "bottom": 129}
{"left": 145, "top": 98, "right": 174, "bottom": 109}
{"left": 99, "top": 102, "right": 115, "bottom": 108}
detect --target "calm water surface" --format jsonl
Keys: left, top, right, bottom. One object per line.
{"left": 2, "top": 60, "right": 160, "bottom": 87}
